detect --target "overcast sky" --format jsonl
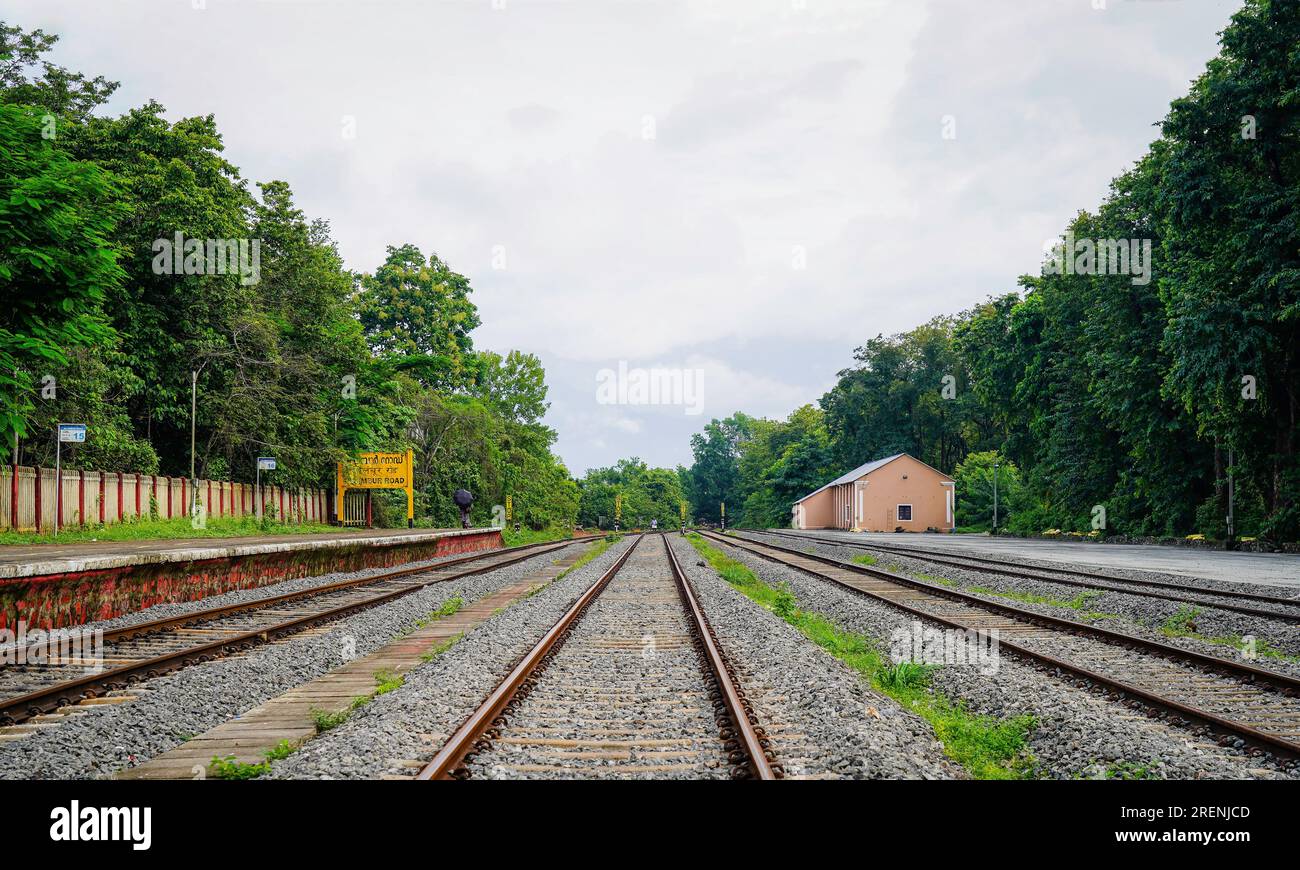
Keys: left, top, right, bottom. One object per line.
{"left": 14, "top": 0, "right": 1242, "bottom": 474}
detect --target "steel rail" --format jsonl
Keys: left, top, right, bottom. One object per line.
{"left": 0, "top": 538, "right": 581, "bottom": 725}
{"left": 663, "top": 533, "right": 778, "bottom": 779}
{"left": 697, "top": 530, "right": 1300, "bottom": 763}
{"left": 416, "top": 535, "right": 644, "bottom": 779}
{"left": 754, "top": 528, "right": 1298, "bottom": 609}
{"left": 417, "top": 533, "right": 777, "bottom": 780}
{"left": 705, "top": 531, "right": 1300, "bottom": 693}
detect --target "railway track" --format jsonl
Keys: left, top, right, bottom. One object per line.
{"left": 697, "top": 530, "right": 1300, "bottom": 767}
{"left": 0, "top": 538, "right": 581, "bottom": 727}
{"left": 750, "top": 529, "right": 1300, "bottom": 623}
{"left": 415, "top": 533, "right": 778, "bottom": 780}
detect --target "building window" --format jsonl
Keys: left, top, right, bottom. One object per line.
{"left": 897, "top": 504, "right": 913, "bottom": 522}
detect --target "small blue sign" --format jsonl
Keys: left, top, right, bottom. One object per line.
{"left": 58, "top": 424, "right": 87, "bottom": 443}
{"left": 257, "top": 457, "right": 277, "bottom": 470}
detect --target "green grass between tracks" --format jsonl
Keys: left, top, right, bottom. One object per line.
{"left": 556, "top": 534, "right": 620, "bottom": 580}
{"left": 685, "top": 532, "right": 1038, "bottom": 780}
{"left": 1160, "top": 606, "right": 1299, "bottom": 663}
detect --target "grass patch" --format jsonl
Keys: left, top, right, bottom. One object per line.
{"left": 1160, "top": 605, "right": 1299, "bottom": 662}
{"left": 373, "top": 669, "right": 404, "bottom": 696}
{"left": 209, "top": 737, "right": 303, "bottom": 779}
{"left": 943, "top": 580, "right": 1118, "bottom": 621}
{"left": 557, "top": 537, "right": 615, "bottom": 579}
{"left": 310, "top": 707, "right": 351, "bottom": 733}
{"left": 208, "top": 755, "right": 270, "bottom": 780}
{"left": 851, "top": 553, "right": 878, "bottom": 566}
{"left": 1160, "top": 605, "right": 1202, "bottom": 637}
{"left": 685, "top": 533, "right": 1037, "bottom": 779}
{"left": 1100, "top": 760, "right": 1161, "bottom": 780}
{"left": 0, "top": 515, "right": 342, "bottom": 547}
{"left": 264, "top": 739, "right": 299, "bottom": 762}
{"left": 310, "top": 669, "right": 407, "bottom": 733}
{"left": 414, "top": 596, "right": 463, "bottom": 629}
{"left": 421, "top": 633, "right": 462, "bottom": 663}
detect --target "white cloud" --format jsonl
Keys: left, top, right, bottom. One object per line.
{"left": 13, "top": 0, "right": 1242, "bottom": 472}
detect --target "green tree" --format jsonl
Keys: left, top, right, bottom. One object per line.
{"left": 0, "top": 22, "right": 118, "bottom": 120}
{"left": 0, "top": 103, "right": 124, "bottom": 460}
{"left": 470, "top": 349, "right": 550, "bottom": 425}
{"left": 685, "top": 414, "right": 752, "bottom": 523}
{"left": 357, "top": 244, "right": 481, "bottom": 390}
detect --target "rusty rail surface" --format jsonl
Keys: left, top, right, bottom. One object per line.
{"left": 751, "top": 528, "right": 1300, "bottom": 621}
{"left": 0, "top": 538, "right": 579, "bottom": 726}
{"left": 698, "top": 529, "right": 1300, "bottom": 764}
{"left": 663, "top": 533, "right": 777, "bottom": 779}
{"left": 417, "top": 533, "right": 778, "bottom": 780}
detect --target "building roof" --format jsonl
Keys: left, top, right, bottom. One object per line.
{"left": 792, "top": 452, "right": 953, "bottom": 505}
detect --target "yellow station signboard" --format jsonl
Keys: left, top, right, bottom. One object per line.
{"left": 337, "top": 450, "right": 414, "bottom": 523}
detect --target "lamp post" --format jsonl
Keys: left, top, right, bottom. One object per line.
{"left": 1226, "top": 447, "right": 1236, "bottom": 549}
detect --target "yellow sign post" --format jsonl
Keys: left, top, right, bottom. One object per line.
{"left": 505, "top": 495, "right": 513, "bottom": 522}
{"left": 680, "top": 501, "right": 687, "bottom": 526}
{"left": 337, "top": 450, "right": 414, "bottom": 527}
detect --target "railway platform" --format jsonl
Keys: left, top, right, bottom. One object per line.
{"left": 0, "top": 527, "right": 503, "bottom": 630}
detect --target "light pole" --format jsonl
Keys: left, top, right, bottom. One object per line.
{"left": 992, "top": 462, "right": 999, "bottom": 535}
{"left": 1227, "top": 447, "right": 1236, "bottom": 548}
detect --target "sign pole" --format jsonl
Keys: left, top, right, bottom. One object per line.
{"left": 54, "top": 432, "right": 60, "bottom": 538}
{"left": 190, "top": 371, "right": 197, "bottom": 521}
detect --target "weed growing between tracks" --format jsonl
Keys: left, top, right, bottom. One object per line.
{"left": 913, "top": 572, "right": 1118, "bottom": 622}
{"left": 311, "top": 670, "right": 410, "bottom": 734}
{"left": 686, "top": 533, "right": 1038, "bottom": 779}
{"left": 421, "top": 634, "right": 462, "bottom": 663}
{"left": 1161, "top": 606, "right": 1299, "bottom": 663}
{"left": 557, "top": 536, "right": 619, "bottom": 580}
{"left": 209, "top": 739, "right": 301, "bottom": 780}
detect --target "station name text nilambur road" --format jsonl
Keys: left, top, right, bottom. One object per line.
{"left": 337, "top": 450, "right": 414, "bottom": 524}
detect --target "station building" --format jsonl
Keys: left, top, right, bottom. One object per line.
{"left": 791, "top": 453, "right": 955, "bottom": 532}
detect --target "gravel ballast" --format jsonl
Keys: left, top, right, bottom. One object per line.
{"left": 668, "top": 535, "right": 958, "bottom": 779}
{"left": 707, "top": 534, "right": 1293, "bottom": 779}
{"left": 742, "top": 531, "right": 1300, "bottom": 680}
{"left": 269, "top": 537, "right": 638, "bottom": 780}
{"left": 0, "top": 542, "right": 587, "bottom": 780}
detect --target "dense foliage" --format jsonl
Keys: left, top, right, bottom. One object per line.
{"left": 683, "top": 0, "right": 1299, "bottom": 542}
{"left": 0, "top": 22, "right": 577, "bottom": 530}
{"left": 575, "top": 458, "right": 689, "bottom": 530}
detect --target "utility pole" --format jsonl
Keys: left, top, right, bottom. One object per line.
{"left": 1227, "top": 447, "right": 1236, "bottom": 549}
{"left": 992, "top": 462, "right": 999, "bottom": 535}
